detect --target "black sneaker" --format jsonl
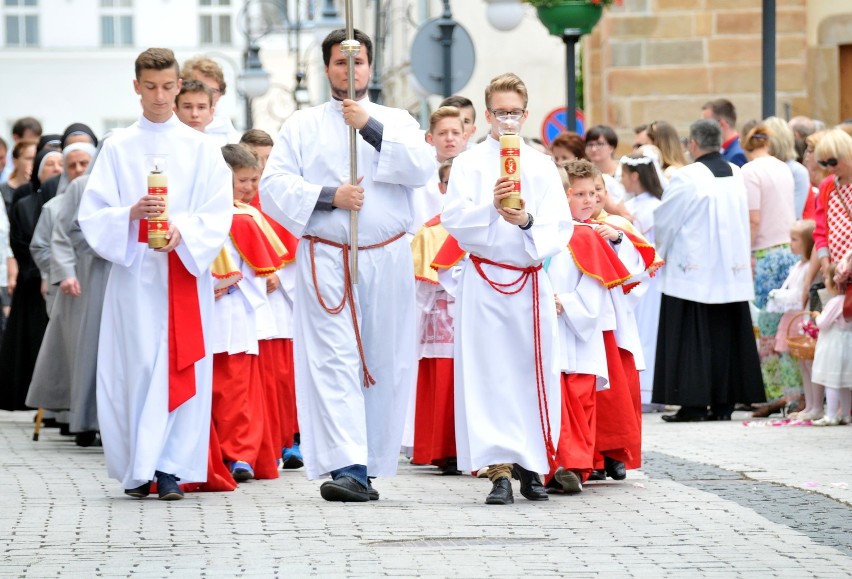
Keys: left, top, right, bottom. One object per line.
{"left": 485, "top": 477, "right": 514, "bottom": 505}
{"left": 155, "top": 471, "right": 184, "bottom": 501}
{"left": 124, "top": 482, "right": 151, "bottom": 499}
{"left": 511, "top": 464, "right": 549, "bottom": 501}
{"left": 320, "top": 476, "right": 370, "bottom": 502}
{"left": 367, "top": 479, "right": 379, "bottom": 501}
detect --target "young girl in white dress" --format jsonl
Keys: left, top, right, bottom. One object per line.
{"left": 765, "top": 220, "right": 820, "bottom": 419}
{"left": 621, "top": 153, "right": 664, "bottom": 409}
{"left": 812, "top": 262, "right": 852, "bottom": 426}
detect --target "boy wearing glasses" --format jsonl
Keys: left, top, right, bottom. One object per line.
{"left": 441, "top": 73, "right": 572, "bottom": 505}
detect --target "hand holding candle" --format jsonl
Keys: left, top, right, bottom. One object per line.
{"left": 145, "top": 155, "right": 169, "bottom": 250}
{"left": 498, "top": 117, "right": 522, "bottom": 210}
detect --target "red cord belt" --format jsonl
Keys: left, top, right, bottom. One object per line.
{"left": 304, "top": 231, "right": 406, "bottom": 387}
{"left": 469, "top": 254, "right": 557, "bottom": 471}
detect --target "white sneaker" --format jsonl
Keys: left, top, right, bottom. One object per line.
{"left": 812, "top": 415, "right": 840, "bottom": 427}
{"left": 796, "top": 409, "right": 824, "bottom": 421}
{"left": 553, "top": 467, "right": 583, "bottom": 494}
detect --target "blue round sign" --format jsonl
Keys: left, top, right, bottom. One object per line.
{"left": 541, "top": 107, "right": 586, "bottom": 146}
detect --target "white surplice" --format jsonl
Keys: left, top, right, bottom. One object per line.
{"left": 654, "top": 161, "right": 754, "bottom": 304}
{"left": 624, "top": 192, "right": 662, "bottom": 403}
{"left": 441, "top": 137, "right": 573, "bottom": 474}
{"left": 260, "top": 97, "right": 434, "bottom": 480}
{"left": 78, "top": 114, "right": 233, "bottom": 488}
{"left": 546, "top": 243, "right": 609, "bottom": 389}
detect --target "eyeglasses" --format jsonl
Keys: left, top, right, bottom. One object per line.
{"left": 585, "top": 141, "right": 610, "bottom": 149}
{"left": 817, "top": 158, "right": 839, "bottom": 168}
{"left": 490, "top": 109, "right": 525, "bottom": 118}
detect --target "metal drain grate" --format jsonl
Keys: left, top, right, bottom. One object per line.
{"left": 369, "top": 537, "right": 551, "bottom": 548}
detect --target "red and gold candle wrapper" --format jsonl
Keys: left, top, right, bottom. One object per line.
{"left": 147, "top": 172, "right": 170, "bottom": 249}
{"left": 499, "top": 134, "right": 522, "bottom": 210}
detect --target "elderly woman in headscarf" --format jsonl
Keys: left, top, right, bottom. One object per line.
{"left": 30, "top": 142, "right": 97, "bottom": 314}
{"left": 0, "top": 147, "right": 63, "bottom": 411}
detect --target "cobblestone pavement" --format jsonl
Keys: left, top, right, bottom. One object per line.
{"left": 1, "top": 409, "right": 850, "bottom": 578}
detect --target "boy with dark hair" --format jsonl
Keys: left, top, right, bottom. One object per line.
{"left": 79, "top": 47, "right": 233, "bottom": 500}
{"left": 174, "top": 80, "right": 216, "bottom": 132}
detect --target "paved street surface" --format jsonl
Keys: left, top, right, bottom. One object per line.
{"left": 1, "top": 409, "right": 850, "bottom": 578}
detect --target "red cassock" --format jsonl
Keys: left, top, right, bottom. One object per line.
{"left": 410, "top": 217, "right": 461, "bottom": 467}
{"left": 258, "top": 337, "right": 298, "bottom": 450}
{"left": 412, "top": 358, "right": 456, "bottom": 467}
{"left": 594, "top": 333, "right": 642, "bottom": 470}
{"left": 547, "top": 224, "right": 633, "bottom": 483}
{"left": 209, "top": 203, "right": 290, "bottom": 481}
{"left": 545, "top": 373, "right": 597, "bottom": 485}
{"left": 212, "top": 352, "right": 279, "bottom": 480}
{"left": 250, "top": 194, "right": 300, "bottom": 450}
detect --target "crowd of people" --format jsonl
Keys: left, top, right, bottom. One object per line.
{"left": 0, "top": 30, "right": 850, "bottom": 505}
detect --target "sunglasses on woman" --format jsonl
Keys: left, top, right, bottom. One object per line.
{"left": 817, "top": 158, "right": 838, "bottom": 168}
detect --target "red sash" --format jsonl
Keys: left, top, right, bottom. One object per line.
{"left": 168, "top": 251, "right": 205, "bottom": 412}
{"left": 138, "top": 222, "right": 205, "bottom": 411}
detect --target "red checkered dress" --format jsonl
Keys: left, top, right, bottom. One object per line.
{"left": 827, "top": 181, "right": 852, "bottom": 262}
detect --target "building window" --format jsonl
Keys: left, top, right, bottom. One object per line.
{"left": 200, "top": 0, "right": 231, "bottom": 46}
{"left": 4, "top": 0, "right": 38, "bottom": 47}
{"left": 101, "top": 0, "right": 133, "bottom": 46}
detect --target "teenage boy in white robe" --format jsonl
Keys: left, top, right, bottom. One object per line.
{"left": 79, "top": 48, "right": 232, "bottom": 500}
{"left": 441, "top": 73, "right": 573, "bottom": 505}
{"left": 260, "top": 29, "right": 434, "bottom": 502}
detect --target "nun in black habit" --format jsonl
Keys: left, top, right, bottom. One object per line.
{"left": 0, "top": 148, "right": 63, "bottom": 410}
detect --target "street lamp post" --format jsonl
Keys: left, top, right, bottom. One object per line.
{"left": 239, "top": 42, "right": 271, "bottom": 129}
{"left": 562, "top": 31, "right": 581, "bottom": 132}
{"left": 437, "top": 0, "right": 456, "bottom": 98}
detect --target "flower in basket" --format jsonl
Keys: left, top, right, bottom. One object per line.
{"left": 800, "top": 319, "right": 819, "bottom": 340}
{"left": 524, "top": 0, "right": 622, "bottom": 6}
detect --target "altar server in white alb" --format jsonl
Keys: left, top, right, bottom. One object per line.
{"left": 79, "top": 48, "right": 233, "bottom": 500}
{"left": 442, "top": 73, "right": 573, "bottom": 505}
{"left": 260, "top": 29, "right": 434, "bottom": 502}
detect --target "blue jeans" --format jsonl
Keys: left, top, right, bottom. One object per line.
{"left": 330, "top": 464, "right": 368, "bottom": 488}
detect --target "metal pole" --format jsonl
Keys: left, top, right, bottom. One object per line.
{"left": 342, "top": 0, "right": 360, "bottom": 283}
{"left": 368, "top": 0, "right": 384, "bottom": 104}
{"left": 762, "top": 0, "right": 776, "bottom": 118}
{"left": 563, "top": 32, "right": 580, "bottom": 132}
{"left": 438, "top": 0, "right": 455, "bottom": 98}
{"left": 245, "top": 94, "right": 253, "bottom": 130}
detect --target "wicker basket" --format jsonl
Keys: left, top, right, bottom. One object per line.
{"left": 785, "top": 311, "right": 818, "bottom": 360}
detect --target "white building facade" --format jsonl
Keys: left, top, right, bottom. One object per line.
{"left": 0, "top": 0, "right": 574, "bottom": 143}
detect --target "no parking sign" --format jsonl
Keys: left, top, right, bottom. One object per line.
{"left": 541, "top": 107, "right": 585, "bottom": 146}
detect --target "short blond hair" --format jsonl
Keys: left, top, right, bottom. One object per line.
{"left": 814, "top": 128, "right": 852, "bottom": 164}
{"left": 429, "top": 106, "right": 463, "bottom": 134}
{"left": 181, "top": 56, "right": 227, "bottom": 95}
{"left": 484, "top": 73, "right": 528, "bottom": 110}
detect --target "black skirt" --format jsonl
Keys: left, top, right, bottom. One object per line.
{"left": 652, "top": 294, "right": 765, "bottom": 407}
{"left": 0, "top": 274, "right": 48, "bottom": 410}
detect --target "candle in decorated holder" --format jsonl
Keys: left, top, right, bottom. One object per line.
{"left": 499, "top": 117, "right": 522, "bottom": 209}
{"left": 146, "top": 155, "right": 169, "bottom": 249}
